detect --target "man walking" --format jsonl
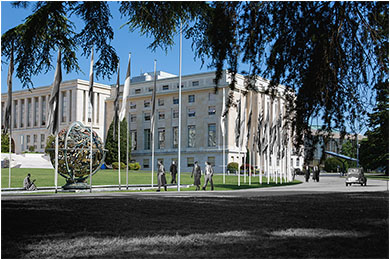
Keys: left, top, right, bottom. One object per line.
{"left": 202, "top": 161, "right": 214, "bottom": 191}
{"left": 157, "top": 161, "right": 167, "bottom": 192}
{"left": 170, "top": 161, "right": 177, "bottom": 184}
{"left": 191, "top": 161, "right": 202, "bottom": 191}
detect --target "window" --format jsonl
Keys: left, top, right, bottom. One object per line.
{"left": 158, "top": 98, "right": 164, "bottom": 106}
{"left": 162, "top": 85, "right": 169, "bottom": 90}
{"left": 158, "top": 111, "right": 165, "bottom": 120}
{"left": 172, "top": 109, "right": 179, "bottom": 119}
{"left": 158, "top": 128, "right": 165, "bottom": 149}
{"left": 144, "top": 100, "right": 150, "bottom": 108}
{"left": 20, "top": 100, "right": 24, "bottom": 128}
{"left": 207, "top": 157, "right": 215, "bottom": 167}
{"left": 69, "top": 90, "right": 73, "bottom": 122}
{"left": 130, "top": 114, "right": 136, "bottom": 122}
{"left": 144, "top": 129, "right": 151, "bottom": 150}
{"left": 188, "top": 95, "right": 195, "bottom": 103}
{"left": 291, "top": 158, "right": 293, "bottom": 167}
{"left": 187, "top": 157, "right": 194, "bottom": 167}
{"left": 143, "top": 159, "right": 150, "bottom": 168}
{"left": 144, "top": 112, "right": 151, "bottom": 122}
{"left": 131, "top": 131, "right": 137, "bottom": 150}
{"left": 130, "top": 102, "right": 136, "bottom": 109}
{"left": 41, "top": 143, "right": 45, "bottom": 149}
{"left": 188, "top": 108, "right": 196, "bottom": 118}
{"left": 208, "top": 106, "right": 216, "bottom": 115}
{"left": 61, "top": 91, "right": 67, "bottom": 123}
{"left": 26, "top": 135, "right": 30, "bottom": 143}
{"left": 208, "top": 123, "right": 217, "bottom": 147}
{"left": 208, "top": 92, "right": 216, "bottom": 101}
{"left": 296, "top": 158, "right": 299, "bottom": 167}
{"left": 13, "top": 100, "right": 17, "bottom": 128}
{"left": 173, "top": 97, "right": 179, "bottom": 105}
{"left": 135, "top": 89, "right": 141, "bottom": 94}
{"left": 34, "top": 97, "right": 39, "bottom": 126}
{"left": 27, "top": 99, "right": 32, "bottom": 127}
{"left": 192, "top": 81, "right": 199, "bottom": 87}
{"left": 173, "top": 127, "right": 178, "bottom": 148}
{"left": 41, "top": 134, "right": 45, "bottom": 143}
{"left": 188, "top": 125, "right": 196, "bottom": 148}
{"left": 33, "top": 134, "right": 37, "bottom": 143}
{"left": 148, "top": 87, "right": 153, "bottom": 92}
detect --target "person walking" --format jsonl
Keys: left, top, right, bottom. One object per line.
{"left": 314, "top": 165, "right": 320, "bottom": 182}
{"left": 305, "top": 165, "right": 310, "bottom": 182}
{"left": 23, "top": 173, "right": 37, "bottom": 190}
{"left": 156, "top": 161, "right": 167, "bottom": 192}
{"left": 191, "top": 161, "right": 202, "bottom": 191}
{"left": 202, "top": 161, "right": 214, "bottom": 191}
{"left": 169, "top": 161, "right": 177, "bottom": 184}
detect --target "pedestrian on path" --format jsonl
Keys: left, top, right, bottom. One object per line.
{"left": 305, "top": 165, "right": 310, "bottom": 182}
{"left": 170, "top": 161, "right": 177, "bottom": 184}
{"left": 156, "top": 161, "right": 167, "bottom": 192}
{"left": 191, "top": 161, "right": 202, "bottom": 191}
{"left": 202, "top": 161, "right": 214, "bottom": 191}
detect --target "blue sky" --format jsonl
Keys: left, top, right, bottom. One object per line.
{"left": 1, "top": 1, "right": 217, "bottom": 93}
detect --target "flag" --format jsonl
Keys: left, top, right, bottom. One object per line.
{"left": 89, "top": 48, "right": 94, "bottom": 107}
{"left": 150, "top": 60, "right": 157, "bottom": 141}
{"left": 262, "top": 108, "right": 269, "bottom": 155}
{"left": 276, "top": 113, "right": 282, "bottom": 159}
{"left": 47, "top": 49, "right": 62, "bottom": 135}
{"left": 119, "top": 54, "right": 131, "bottom": 121}
{"left": 235, "top": 98, "right": 241, "bottom": 147}
{"left": 220, "top": 88, "right": 226, "bottom": 137}
{"left": 246, "top": 91, "right": 252, "bottom": 148}
{"left": 113, "top": 62, "right": 120, "bottom": 139}
{"left": 240, "top": 94, "right": 247, "bottom": 147}
{"left": 3, "top": 45, "right": 14, "bottom": 134}
{"left": 256, "top": 108, "right": 264, "bottom": 154}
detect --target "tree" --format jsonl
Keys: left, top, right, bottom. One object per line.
{"left": 2, "top": 2, "right": 388, "bottom": 158}
{"left": 1, "top": 133, "right": 10, "bottom": 153}
{"left": 105, "top": 119, "right": 131, "bottom": 166}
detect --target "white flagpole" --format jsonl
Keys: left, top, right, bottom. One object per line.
{"left": 249, "top": 151, "right": 252, "bottom": 185}
{"left": 118, "top": 118, "right": 121, "bottom": 189}
{"left": 55, "top": 133, "right": 58, "bottom": 193}
{"left": 178, "top": 20, "right": 183, "bottom": 191}
{"left": 244, "top": 153, "right": 246, "bottom": 183}
{"left": 126, "top": 112, "right": 129, "bottom": 190}
{"left": 238, "top": 89, "right": 241, "bottom": 187}
{"left": 89, "top": 47, "right": 94, "bottom": 193}
{"left": 151, "top": 59, "right": 157, "bottom": 188}
{"left": 9, "top": 124, "right": 11, "bottom": 188}
{"left": 222, "top": 88, "right": 226, "bottom": 184}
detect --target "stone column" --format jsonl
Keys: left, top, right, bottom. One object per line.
{"left": 32, "top": 97, "right": 36, "bottom": 127}
{"left": 67, "top": 89, "right": 72, "bottom": 123}
{"left": 38, "top": 96, "right": 42, "bottom": 127}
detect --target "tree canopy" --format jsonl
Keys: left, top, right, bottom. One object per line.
{"left": 2, "top": 1, "right": 388, "bottom": 158}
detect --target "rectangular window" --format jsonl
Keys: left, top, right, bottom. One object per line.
{"left": 173, "top": 97, "right": 179, "bottom": 105}
{"left": 173, "top": 127, "right": 178, "bottom": 148}
{"left": 158, "top": 98, "right": 164, "bottom": 106}
{"left": 33, "top": 134, "right": 37, "bottom": 143}
{"left": 135, "top": 89, "right": 141, "bottom": 94}
{"left": 13, "top": 100, "right": 17, "bottom": 128}
{"left": 20, "top": 100, "right": 24, "bottom": 128}
{"left": 26, "top": 135, "right": 30, "bottom": 143}
{"left": 188, "top": 125, "right": 196, "bottom": 148}
{"left": 207, "top": 157, "right": 216, "bottom": 167}
{"left": 188, "top": 94, "right": 195, "bottom": 103}
{"left": 172, "top": 109, "right": 179, "bottom": 119}
{"left": 34, "top": 97, "right": 39, "bottom": 126}
{"left": 162, "top": 85, "right": 169, "bottom": 90}
{"left": 144, "top": 112, "right": 151, "bottom": 121}
{"left": 41, "top": 143, "right": 45, "bottom": 149}
{"left": 144, "top": 100, "right": 150, "bottom": 108}
{"left": 158, "top": 111, "right": 165, "bottom": 120}
{"left": 144, "top": 129, "right": 151, "bottom": 150}
{"left": 131, "top": 130, "right": 137, "bottom": 150}
{"left": 188, "top": 108, "right": 196, "bottom": 118}
{"left": 158, "top": 128, "right": 165, "bottom": 149}
{"left": 130, "top": 114, "right": 136, "bottom": 122}
{"left": 130, "top": 102, "right": 136, "bottom": 109}
{"left": 208, "top": 123, "right": 217, "bottom": 147}
{"left": 296, "top": 158, "right": 299, "bottom": 167}
{"left": 187, "top": 157, "right": 194, "bottom": 167}
{"left": 41, "top": 134, "right": 45, "bottom": 143}
{"left": 192, "top": 81, "right": 199, "bottom": 87}
{"left": 96, "top": 92, "right": 99, "bottom": 123}
{"left": 62, "top": 91, "right": 67, "bottom": 123}
{"left": 208, "top": 106, "right": 216, "bottom": 115}
{"left": 27, "top": 99, "right": 31, "bottom": 127}
{"left": 143, "top": 159, "right": 150, "bottom": 168}
{"left": 69, "top": 90, "right": 73, "bottom": 122}
{"left": 148, "top": 87, "right": 153, "bottom": 92}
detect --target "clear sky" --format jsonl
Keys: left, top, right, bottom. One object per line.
{"left": 1, "top": 1, "right": 218, "bottom": 93}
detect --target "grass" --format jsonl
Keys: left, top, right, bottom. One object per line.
{"left": 1, "top": 168, "right": 300, "bottom": 191}
{"left": 1, "top": 191, "right": 388, "bottom": 258}
{"left": 365, "top": 173, "right": 389, "bottom": 181}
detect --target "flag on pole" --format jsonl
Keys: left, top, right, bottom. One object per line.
{"left": 4, "top": 45, "right": 14, "bottom": 135}
{"left": 119, "top": 54, "right": 131, "bottom": 121}
{"left": 240, "top": 94, "right": 247, "bottom": 147}
{"left": 113, "top": 62, "right": 120, "bottom": 139}
{"left": 246, "top": 91, "right": 252, "bottom": 148}
{"left": 256, "top": 107, "right": 264, "bottom": 154}
{"left": 220, "top": 88, "right": 227, "bottom": 137}
{"left": 262, "top": 108, "right": 269, "bottom": 155}
{"left": 89, "top": 48, "right": 94, "bottom": 107}
{"left": 235, "top": 98, "right": 241, "bottom": 147}
{"left": 150, "top": 60, "right": 157, "bottom": 141}
{"left": 47, "top": 49, "right": 62, "bottom": 135}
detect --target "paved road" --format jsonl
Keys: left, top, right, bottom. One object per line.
{"left": 2, "top": 175, "right": 388, "bottom": 201}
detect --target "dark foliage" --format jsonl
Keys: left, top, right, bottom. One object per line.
{"left": 105, "top": 118, "right": 131, "bottom": 166}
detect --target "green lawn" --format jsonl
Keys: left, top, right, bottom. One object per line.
{"left": 1, "top": 168, "right": 300, "bottom": 190}
{"left": 365, "top": 173, "right": 389, "bottom": 181}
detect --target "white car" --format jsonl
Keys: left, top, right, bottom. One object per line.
{"left": 345, "top": 168, "right": 367, "bottom": 186}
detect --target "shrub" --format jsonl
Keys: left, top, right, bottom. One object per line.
{"left": 112, "top": 162, "right": 126, "bottom": 169}
{"left": 324, "top": 157, "right": 344, "bottom": 172}
{"left": 227, "top": 162, "right": 239, "bottom": 172}
{"left": 128, "top": 162, "right": 141, "bottom": 170}
{"left": 240, "top": 164, "right": 255, "bottom": 173}
{"left": 28, "top": 145, "right": 35, "bottom": 152}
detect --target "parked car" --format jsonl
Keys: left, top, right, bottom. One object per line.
{"left": 345, "top": 168, "right": 367, "bottom": 186}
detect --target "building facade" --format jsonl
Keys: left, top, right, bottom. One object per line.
{"left": 2, "top": 71, "right": 303, "bottom": 178}
{"left": 1, "top": 79, "right": 111, "bottom": 153}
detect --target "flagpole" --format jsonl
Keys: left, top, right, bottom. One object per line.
{"left": 222, "top": 89, "right": 226, "bottom": 185}
{"left": 249, "top": 151, "right": 252, "bottom": 185}
{"left": 151, "top": 59, "right": 157, "bottom": 188}
{"left": 126, "top": 113, "right": 129, "bottom": 190}
{"left": 8, "top": 121, "right": 11, "bottom": 188}
{"left": 178, "top": 20, "right": 183, "bottom": 191}
{"left": 244, "top": 152, "right": 246, "bottom": 183}
{"left": 238, "top": 89, "right": 241, "bottom": 187}
{"left": 89, "top": 47, "right": 94, "bottom": 193}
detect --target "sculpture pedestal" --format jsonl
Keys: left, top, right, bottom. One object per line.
{"left": 62, "top": 182, "right": 89, "bottom": 190}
